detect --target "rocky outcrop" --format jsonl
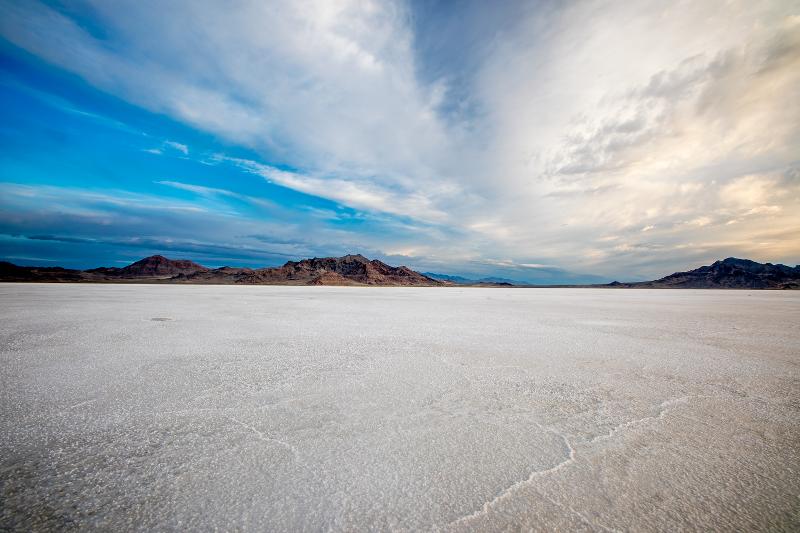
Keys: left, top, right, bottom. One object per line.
{"left": 176, "top": 254, "right": 442, "bottom": 286}
{"left": 612, "top": 258, "right": 800, "bottom": 289}
{"left": 87, "top": 255, "right": 208, "bottom": 278}
{"left": 307, "top": 272, "right": 358, "bottom": 286}
{"left": 5, "top": 255, "right": 797, "bottom": 288}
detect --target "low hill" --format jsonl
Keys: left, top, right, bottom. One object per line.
{"left": 87, "top": 255, "right": 208, "bottom": 278}
{"left": 0, "top": 262, "right": 86, "bottom": 282}
{"left": 611, "top": 258, "right": 800, "bottom": 289}
{"left": 424, "top": 273, "right": 519, "bottom": 286}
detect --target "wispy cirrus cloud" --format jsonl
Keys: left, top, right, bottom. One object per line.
{"left": 214, "top": 155, "right": 453, "bottom": 223}
{"left": 155, "top": 180, "right": 277, "bottom": 211}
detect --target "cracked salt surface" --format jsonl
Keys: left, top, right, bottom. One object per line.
{"left": 1, "top": 285, "right": 799, "bottom": 531}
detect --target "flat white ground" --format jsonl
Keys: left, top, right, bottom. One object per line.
{"left": 1, "top": 284, "right": 798, "bottom": 531}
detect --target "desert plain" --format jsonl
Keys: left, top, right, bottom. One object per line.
{"left": 1, "top": 284, "right": 798, "bottom": 531}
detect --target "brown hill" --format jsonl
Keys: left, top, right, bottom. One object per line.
{"left": 0, "top": 254, "right": 442, "bottom": 286}
{"left": 307, "top": 271, "right": 359, "bottom": 286}
{"left": 609, "top": 258, "right": 800, "bottom": 289}
{"left": 3, "top": 255, "right": 798, "bottom": 288}
{"left": 177, "top": 254, "right": 442, "bottom": 286}
{"left": 87, "top": 255, "right": 208, "bottom": 278}
{"left": 172, "top": 266, "right": 255, "bottom": 283}
{"left": 280, "top": 254, "right": 440, "bottom": 285}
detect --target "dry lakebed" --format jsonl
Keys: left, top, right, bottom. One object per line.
{"left": 1, "top": 284, "right": 798, "bottom": 531}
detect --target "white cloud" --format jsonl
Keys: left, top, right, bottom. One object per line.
{"left": 0, "top": 0, "right": 798, "bottom": 278}
{"left": 155, "top": 180, "right": 277, "bottom": 210}
{"left": 0, "top": 182, "right": 399, "bottom": 263}
{"left": 145, "top": 141, "right": 189, "bottom": 156}
{"left": 518, "top": 263, "right": 552, "bottom": 269}
{"left": 164, "top": 141, "right": 189, "bottom": 155}
{"left": 0, "top": 0, "right": 452, "bottom": 185}
{"left": 688, "top": 217, "right": 712, "bottom": 228}
{"left": 217, "top": 155, "right": 451, "bottom": 223}
{"left": 457, "top": 1, "right": 800, "bottom": 275}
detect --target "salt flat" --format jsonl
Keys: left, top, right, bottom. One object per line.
{"left": 1, "top": 284, "right": 798, "bottom": 531}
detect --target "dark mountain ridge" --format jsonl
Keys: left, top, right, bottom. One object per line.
{"left": 0, "top": 254, "right": 442, "bottom": 286}
{"left": 611, "top": 258, "right": 800, "bottom": 289}
{"left": 177, "top": 254, "right": 441, "bottom": 286}
{"left": 424, "top": 272, "right": 521, "bottom": 286}
{"left": 0, "top": 262, "right": 86, "bottom": 282}
{"left": 87, "top": 255, "right": 208, "bottom": 278}
{"left": 1, "top": 255, "right": 798, "bottom": 288}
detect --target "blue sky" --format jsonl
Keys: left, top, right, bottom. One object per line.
{"left": 1, "top": 1, "right": 798, "bottom": 283}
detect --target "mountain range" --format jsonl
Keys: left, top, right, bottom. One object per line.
{"left": 0, "top": 255, "right": 798, "bottom": 288}
{"left": 423, "top": 273, "right": 517, "bottom": 286}
{"left": 0, "top": 254, "right": 443, "bottom": 286}
{"left": 609, "top": 257, "right": 800, "bottom": 290}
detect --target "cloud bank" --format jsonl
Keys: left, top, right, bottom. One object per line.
{"left": 0, "top": 0, "right": 798, "bottom": 279}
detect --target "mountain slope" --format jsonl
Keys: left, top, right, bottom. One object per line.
{"left": 627, "top": 258, "right": 800, "bottom": 289}
{"left": 178, "top": 254, "right": 442, "bottom": 286}
{"left": 0, "top": 262, "right": 86, "bottom": 282}
{"left": 3, "top": 255, "right": 798, "bottom": 288}
{"left": 424, "top": 273, "right": 519, "bottom": 286}
{"left": 87, "top": 255, "right": 208, "bottom": 278}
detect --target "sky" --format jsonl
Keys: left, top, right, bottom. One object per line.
{"left": 0, "top": 0, "right": 798, "bottom": 283}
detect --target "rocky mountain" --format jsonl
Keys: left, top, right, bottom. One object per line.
{"left": 0, "top": 254, "right": 442, "bottom": 286}
{"left": 3, "top": 255, "right": 798, "bottom": 288}
{"left": 612, "top": 258, "right": 800, "bottom": 289}
{"left": 177, "top": 254, "right": 442, "bottom": 286}
{"left": 424, "top": 273, "right": 518, "bottom": 286}
{"left": 86, "top": 255, "right": 208, "bottom": 278}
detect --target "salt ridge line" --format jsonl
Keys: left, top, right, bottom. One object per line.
{"left": 589, "top": 396, "right": 690, "bottom": 443}
{"left": 537, "top": 490, "right": 622, "bottom": 533}
{"left": 445, "top": 396, "right": 692, "bottom": 529}
{"left": 68, "top": 399, "right": 97, "bottom": 409}
{"left": 445, "top": 426, "right": 577, "bottom": 529}
{"left": 227, "top": 416, "right": 303, "bottom": 465}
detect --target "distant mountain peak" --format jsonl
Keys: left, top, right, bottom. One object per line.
{"left": 634, "top": 258, "right": 800, "bottom": 289}
{"left": 88, "top": 255, "right": 208, "bottom": 278}
{"left": 3, "top": 255, "right": 798, "bottom": 289}
{"left": 269, "top": 255, "right": 439, "bottom": 285}
{"left": 718, "top": 257, "right": 763, "bottom": 267}
{"left": 341, "top": 253, "right": 369, "bottom": 261}
{"left": 0, "top": 253, "right": 442, "bottom": 286}
{"left": 170, "top": 254, "right": 442, "bottom": 286}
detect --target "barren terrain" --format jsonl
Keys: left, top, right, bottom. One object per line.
{"left": 1, "top": 285, "right": 798, "bottom": 531}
